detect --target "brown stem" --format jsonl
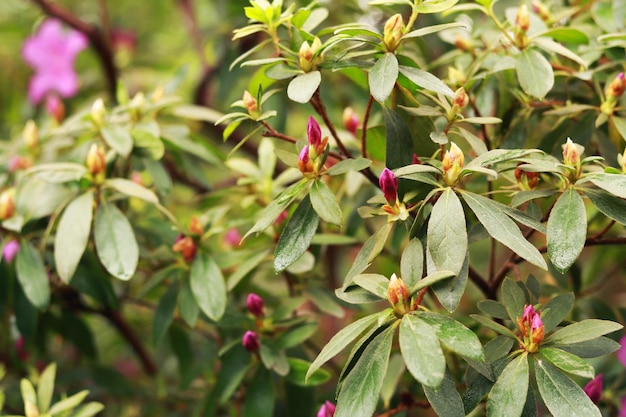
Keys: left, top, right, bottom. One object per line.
{"left": 310, "top": 90, "right": 352, "bottom": 158}
{"left": 30, "top": 0, "right": 119, "bottom": 102}
{"left": 361, "top": 95, "right": 375, "bottom": 159}
{"left": 468, "top": 266, "right": 490, "bottom": 296}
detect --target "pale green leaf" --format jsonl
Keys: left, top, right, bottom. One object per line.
{"left": 55, "top": 191, "right": 93, "bottom": 284}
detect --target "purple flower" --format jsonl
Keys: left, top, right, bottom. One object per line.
{"left": 22, "top": 19, "right": 88, "bottom": 104}
{"left": 307, "top": 116, "right": 322, "bottom": 149}
{"left": 617, "top": 335, "right": 626, "bottom": 367}
{"left": 317, "top": 401, "right": 336, "bottom": 417}
{"left": 242, "top": 331, "right": 260, "bottom": 352}
{"left": 3, "top": 240, "right": 20, "bottom": 263}
{"left": 246, "top": 293, "right": 264, "bottom": 318}
{"left": 583, "top": 374, "right": 603, "bottom": 404}
{"left": 620, "top": 397, "right": 626, "bottom": 417}
{"left": 379, "top": 168, "right": 398, "bottom": 205}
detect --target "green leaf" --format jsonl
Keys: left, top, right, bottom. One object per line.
{"left": 170, "top": 104, "right": 223, "bottom": 123}
{"left": 310, "top": 180, "right": 342, "bottom": 226}
{"left": 101, "top": 124, "right": 133, "bottom": 157}
{"left": 274, "top": 196, "right": 319, "bottom": 272}
{"left": 402, "top": 22, "right": 468, "bottom": 39}
{"left": 380, "top": 354, "right": 405, "bottom": 408}
{"left": 286, "top": 358, "right": 330, "bottom": 386}
{"left": 132, "top": 129, "right": 165, "bottom": 160}
{"left": 541, "top": 293, "right": 574, "bottom": 333}
{"left": 179, "top": 278, "right": 200, "bottom": 327}
{"left": 161, "top": 129, "right": 222, "bottom": 165}
{"left": 335, "top": 326, "right": 393, "bottom": 417}
{"left": 584, "top": 188, "right": 626, "bottom": 225}
{"left": 501, "top": 277, "right": 527, "bottom": 323}
{"left": 478, "top": 300, "right": 509, "bottom": 320}
{"left": 94, "top": 201, "right": 138, "bottom": 281}
{"left": 275, "top": 322, "right": 318, "bottom": 349}
{"left": 20, "top": 378, "right": 37, "bottom": 413}
{"left": 324, "top": 158, "right": 372, "bottom": 176}
{"left": 306, "top": 312, "right": 381, "bottom": 381}
{"left": 410, "top": 270, "right": 455, "bottom": 293}
{"left": 400, "top": 314, "right": 445, "bottom": 388}
{"left": 461, "top": 191, "right": 547, "bottom": 270}
{"left": 534, "top": 28, "right": 589, "bottom": 44}
{"left": 37, "top": 363, "right": 56, "bottom": 413}
{"left": 47, "top": 390, "right": 89, "bottom": 415}
{"left": 515, "top": 49, "right": 554, "bottom": 99}
{"left": 547, "top": 187, "right": 586, "bottom": 273}
{"left": 16, "top": 241, "right": 50, "bottom": 309}
{"left": 369, "top": 53, "right": 399, "bottom": 103}
{"left": 534, "top": 358, "right": 601, "bottom": 417}
{"left": 227, "top": 249, "right": 270, "bottom": 291}
{"left": 152, "top": 281, "right": 179, "bottom": 346}
{"left": 587, "top": 173, "right": 626, "bottom": 199}
{"left": 190, "top": 252, "right": 227, "bottom": 322}
{"left": 342, "top": 223, "right": 393, "bottom": 286}
{"left": 353, "top": 274, "right": 389, "bottom": 299}
{"left": 415, "top": 0, "right": 459, "bottom": 13}
{"left": 400, "top": 238, "right": 423, "bottom": 289}
{"left": 545, "top": 319, "right": 623, "bottom": 345}
{"left": 431, "top": 251, "right": 469, "bottom": 313}
{"left": 424, "top": 369, "right": 465, "bottom": 417}
{"left": 55, "top": 191, "right": 93, "bottom": 284}
{"left": 242, "top": 367, "right": 275, "bottom": 417}
{"left": 427, "top": 188, "right": 467, "bottom": 275}
{"left": 287, "top": 71, "right": 321, "bottom": 103}
{"left": 539, "top": 347, "right": 594, "bottom": 378}
{"left": 399, "top": 65, "right": 455, "bottom": 98}
{"left": 487, "top": 353, "right": 529, "bottom": 417}
{"left": 105, "top": 178, "right": 158, "bottom": 204}
{"left": 26, "top": 163, "right": 88, "bottom": 183}
{"left": 72, "top": 402, "right": 105, "bottom": 417}
{"left": 470, "top": 314, "right": 518, "bottom": 339}
{"left": 558, "top": 336, "right": 621, "bottom": 358}
{"left": 532, "top": 37, "right": 587, "bottom": 68}
{"left": 417, "top": 312, "right": 484, "bottom": 360}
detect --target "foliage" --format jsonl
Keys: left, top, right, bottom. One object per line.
{"left": 1, "top": 0, "right": 626, "bottom": 416}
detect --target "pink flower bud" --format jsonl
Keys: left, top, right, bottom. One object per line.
{"left": 243, "top": 90, "right": 258, "bottom": 114}
{"left": 3, "top": 240, "right": 20, "bottom": 263}
{"left": 45, "top": 94, "right": 65, "bottom": 124}
{"left": 514, "top": 164, "right": 539, "bottom": 190}
{"left": 246, "top": 293, "right": 265, "bottom": 317}
{"left": 412, "top": 153, "right": 421, "bottom": 165}
{"left": 515, "top": 4, "right": 530, "bottom": 32}
{"left": 307, "top": 116, "right": 322, "bottom": 150}
{"left": 224, "top": 228, "right": 242, "bottom": 247}
{"left": 517, "top": 304, "right": 544, "bottom": 352}
{"left": 298, "top": 145, "right": 314, "bottom": 176}
{"left": 189, "top": 217, "right": 204, "bottom": 236}
{"left": 317, "top": 401, "right": 336, "bottom": 417}
{"left": 172, "top": 235, "right": 197, "bottom": 263}
{"left": 583, "top": 374, "right": 603, "bottom": 404}
{"left": 342, "top": 107, "right": 359, "bottom": 137}
{"left": 617, "top": 335, "right": 626, "bottom": 367}
{"left": 606, "top": 72, "right": 626, "bottom": 98}
{"left": 379, "top": 168, "right": 398, "bottom": 205}
{"left": 387, "top": 273, "right": 410, "bottom": 316}
{"left": 242, "top": 330, "right": 260, "bottom": 352}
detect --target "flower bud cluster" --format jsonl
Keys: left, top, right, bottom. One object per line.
{"left": 241, "top": 293, "right": 267, "bottom": 353}
{"left": 383, "top": 14, "right": 404, "bottom": 52}
{"left": 514, "top": 164, "right": 539, "bottom": 190}
{"left": 172, "top": 217, "right": 204, "bottom": 263}
{"left": 299, "top": 37, "right": 323, "bottom": 72}
{"left": 561, "top": 138, "right": 583, "bottom": 180}
{"left": 517, "top": 304, "right": 544, "bottom": 353}
{"left": 298, "top": 117, "right": 329, "bottom": 178}
{"left": 601, "top": 72, "right": 625, "bottom": 115}
{"left": 388, "top": 273, "right": 411, "bottom": 316}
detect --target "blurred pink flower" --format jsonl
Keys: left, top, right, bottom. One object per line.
{"left": 224, "top": 228, "right": 242, "bottom": 247}
{"left": 3, "top": 240, "right": 20, "bottom": 263}
{"left": 620, "top": 397, "right": 626, "bottom": 417}
{"left": 22, "top": 19, "right": 88, "bottom": 104}
{"left": 317, "top": 401, "right": 336, "bottom": 417}
{"left": 617, "top": 335, "right": 626, "bottom": 367}
{"left": 583, "top": 374, "right": 603, "bottom": 404}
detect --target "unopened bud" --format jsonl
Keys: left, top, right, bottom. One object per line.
{"left": 246, "top": 293, "right": 265, "bottom": 317}
{"left": 299, "top": 37, "right": 323, "bottom": 72}
{"left": 442, "top": 142, "right": 465, "bottom": 186}
{"left": 86, "top": 144, "right": 107, "bottom": 180}
{"left": 342, "top": 107, "right": 359, "bottom": 137}
{"left": 453, "top": 87, "right": 469, "bottom": 109}
{"left": 172, "top": 235, "right": 197, "bottom": 263}
{"left": 562, "top": 138, "right": 583, "bottom": 178}
{"left": 243, "top": 90, "right": 258, "bottom": 114}
{"left": 583, "top": 375, "right": 603, "bottom": 404}
{"left": 515, "top": 4, "right": 530, "bottom": 33}
{"left": 454, "top": 36, "right": 473, "bottom": 52}
{"left": 514, "top": 164, "right": 539, "bottom": 190}
{"left": 379, "top": 168, "right": 398, "bottom": 206}
{"left": 242, "top": 330, "right": 260, "bottom": 352}
{"left": 517, "top": 304, "right": 544, "bottom": 353}
{"left": 383, "top": 14, "right": 404, "bottom": 52}
{"left": 317, "top": 401, "right": 336, "bottom": 417}
{"left": 189, "top": 217, "right": 204, "bottom": 236}
{"left": 387, "top": 273, "right": 410, "bottom": 316}
{"left": 151, "top": 85, "right": 165, "bottom": 102}
{"left": 8, "top": 156, "right": 32, "bottom": 173}
{"left": 532, "top": 0, "right": 551, "bottom": 21}
{"left": 0, "top": 188, "right": 16, "bottom": 221}
{"left": 618, "top": 153, "right": 626, "bottom": 173}
{"left": 23, "top": 120, "right": 39, "bottom": 150}
{"left": 2, "top": 240, "right": 19, "bottom": 263}
{"left": 91, "top": 99, "right": 106, "bottom": 126}
{"left": 45, "top": 95, "right": 65, "bottom": 124}
{"left": 412, "top": 153, "right": 421, "bottom": 165}
{"left": 606, "top": 72, "right": 625, "bottom": 99}
{"left": 307, "top": 116, "right": 322, "bottom": 150}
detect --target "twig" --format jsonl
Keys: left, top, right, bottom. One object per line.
{"left": 30, "top": 0, "right": 119, "bottom": 102}
{"left": 361, "top": 95, "right": 375, "bottom": 159}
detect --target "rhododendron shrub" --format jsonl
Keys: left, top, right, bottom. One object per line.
{"left": 1, "top": 0, "right": 626, "bottom": 416}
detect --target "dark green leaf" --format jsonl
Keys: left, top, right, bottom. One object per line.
{"left": 539, "top": 347, "right": 594, "bottom": 378}
{"left": 478, "top": 300, "right": 509, "bottom": 320}
{"left": 547, "top": 187, "right": 586, "bottom": 273}
{"left": 558, "top": 336, "right": 621, "bottom": 358}
{"left": 417, "top": 312, "right": 484, "bottom": 360}
{"left": 515, "top": 49, "right": 554, "bottom": 99}
{"left": 584, "top": 188, "right": 626, "bottom": 225}
{"left": 541, "top": 293, "right": 574, "bottom": 333}
{"left": 179, "top": 278, "right": 200, "bottom": 327}
{"left": 415, "top": 0, "right": 459, "bottom": 13}
{"left": 274, "top": 196, "right": 319, "bottom": 272}
{"left": 242, "top": 368, "right": 275, "bottom": 417}
{"left": 190, "top": 252, "right": 227, "bottom": 322}
{"left": 310, "top": 180, "right": 342, "bottom": 226}
{"left": 94, "top": 201, "right": 138, "bottom": 281}
{"left": 470, "top": 314, "right": 518, "bottom": 339}
{"left": 132, "top": 129, "right": 165, "bottom": 160}
{"left": 152, "top": 281, "right": 179, "bottom": 346}
{"left": 335, "top": 326, "right": 393, "bottom": 417}
{"left": 369, "top": 53, "right": 398, "bottom": 102}
{"left": 286, "top": 358, "right": 330, "bottom": 386}
{"left": 431, "top": 250, "right": 469, "bottom": 313}
{"left": 399, "top": 65, "right": 455, "bottom": 97}
{"left": 587, "top": 173, "right": 626, "bottom": 199}
{"left": 424, "top": 369, "right": 465, "bottom": 417}
{"left": 428, "top": 189, "right": 467, "bottom": 275}
{"left": 101, "top": 124, "right": 133, "bottom": 157}
{"left": 501, "top": 277, "right": 527, "bottom": 323}
{"left": 487, "top": 353, "right": 529, "bottom": 417}
{"left": 306, "top": 312, "right": 381, "bottom": 381}
{"left": 353, "top": 274, "right": 388, "bottom": 299}
{"left": 400, "top": 314, "right": 445, "bottom": 388}
{"left": 275, "top": 322, "right": 318, "bottom": 349}
{"left": 105, "top": 178, "right": 158, "bottom": 203}
{"left": 55, "top": 191, "right": 93, "bottom": 283}
{"left": 535, "top": 358, "right": 601, "bottom": 417}
{"left": 461, "top": 191, "right": 547, "bottom": 270}
{"left": 400, "top": 238, "right": 423, "bottom": 289}
{"left": 16, "top": 241, "right": 50, "bottom": 309}
{"left": 324, "top": 158, "right": 372, "bottom": 176}
{"left": 545, "top": 319, "right": 623, "bottom": 345}
{"left": 287, "top": 71, "right": 321, "bottom": 103}
{"left": 342, "top": 222, "right": 392, "bottom": 286}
